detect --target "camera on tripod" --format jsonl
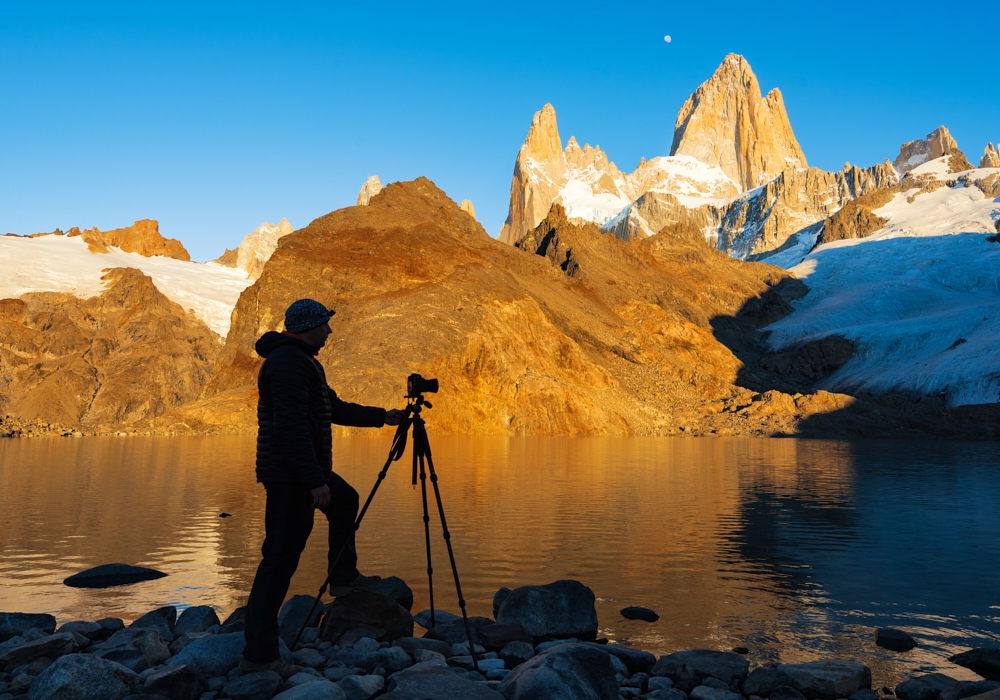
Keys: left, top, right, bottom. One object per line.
{"left": 407, "top": 373, "right": 438, "bottom": 398}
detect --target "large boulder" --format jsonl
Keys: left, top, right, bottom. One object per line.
{"left": 223, "top": 670, "right": 283, "bottom": 700}
{"left": 652, "top": 650, "right": 750, "bottom": 691}
{"left": 279, "top": 595, "right": 325, "bottom": 640}
{"left": 897, "top": 674, "right": 957, "bottom": 700}
{"left": 950, "top": 649, "right": 1000, "bottom": 681}
{"left": 27, "top": 653, "right": 138, "bottom": 700}
{"left": 0, "top": 632, "right": 77, "bottom": 671}
{"left": 272, "top": 680, "right": 347, "bottom": 700}
{"left": 0, "top": 613, "right": 56, "bottom": 642}
{"left": 142, "top": 664, "right": 200, "bottom": 700}
{"left": 370, "top": 577, "right": 414, "bottom": 612}
{"left": 744, "top": 660, "right": 872, "bottom": 700}
{"left": 496, "top": 580, "right": 598, "bottom": 642}
{"left": 166, "top": 632, "right": 245, "bottom": 680}
{"left": 481, "top": 623, "right": 533, "bottom": 651}
{"left": 423, "top": 616, "right": 496, "bottom": 646}
{"left": 101, "top": 627, "right": 171, "bottom": 667}
{"left": 320, "top": 591, "right": 413, "bottom": 646}
{"left": 173, "top": 606, "right": 221, "bottom": 636}
{"left": 497, "top": 642, "right": 618, "bottom": 700}
{"left": 62, "top": 563, "right": 166, "bottom": 588}
{"left": 383, "top": 665, "right": 504, "bottom": 699}
{"left": 55, "top": 621, "right": 104, "bottom": 641}
{"left": 131, "top": 605, "right": 177, "bottom": 642}
{"left": 940, "top": 681, "right": 1000, "bottom": 700}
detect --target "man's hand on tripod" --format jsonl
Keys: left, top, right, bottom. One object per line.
{"left": 310, "top": 483, "right": 331, "bottom": 509}
{"left": 384, "top": 409, "right": 406, "bottom": 426}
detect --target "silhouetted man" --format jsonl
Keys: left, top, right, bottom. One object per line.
{"left": 241, "top": 298, "right": 403, "bottom": 677}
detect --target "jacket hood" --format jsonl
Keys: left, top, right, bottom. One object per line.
{"left": 255, "top": 331, "right": 319, "bottom": 358}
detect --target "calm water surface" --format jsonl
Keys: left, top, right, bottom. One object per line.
{"left": 1, "top": 435, "right": 998, "bottom": 686}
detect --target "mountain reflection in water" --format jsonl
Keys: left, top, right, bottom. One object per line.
{"left": 1, "top": 436, "right": 998, "bottom": 686}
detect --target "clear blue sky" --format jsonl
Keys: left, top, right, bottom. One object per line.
{"left": 2, "top": 1, "right": 996, "bottom": 261}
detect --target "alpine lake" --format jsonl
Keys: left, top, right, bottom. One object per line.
{"left": 1, "top": 434, "right": 998, "bottom": 688}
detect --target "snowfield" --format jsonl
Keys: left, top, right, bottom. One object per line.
{"left": 766, "top": 166, "right": 1000, "bottom": 406}
{"left": 0, "top": 234, "right": 251, "bottom": 336}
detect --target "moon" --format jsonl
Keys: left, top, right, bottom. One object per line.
{"left": 664, "top": 35, "right": 672, "bottom": 43}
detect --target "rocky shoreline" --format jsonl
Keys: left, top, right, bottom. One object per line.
{"left": 2, "top": 579, "right": 998, "bottom": 700}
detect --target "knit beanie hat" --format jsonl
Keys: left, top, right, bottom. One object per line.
{"left": 284, "top": 299, "right": 335, "bottom": 333}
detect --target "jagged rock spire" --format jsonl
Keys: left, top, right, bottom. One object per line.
{"left": 357, "top": 176, "right": 384, "bottom": 206}
{"left": 894, "top": 126, "right": 962, "bottom": 174}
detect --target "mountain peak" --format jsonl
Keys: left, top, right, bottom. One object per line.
{"left": 523, "top": 103, "right": 563, "bottom": 163}
{"left": 356, "top": 175, "right": 384, "bottom": 206}
{"left": 894, "top": 126, "right": 963, "bottom": 175}
{"left": 670, "top": 53, "right": 807, "bottom": 191}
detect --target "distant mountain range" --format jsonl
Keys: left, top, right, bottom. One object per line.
{"left": 1, "top": 53, "right": 998, "bottom": 437}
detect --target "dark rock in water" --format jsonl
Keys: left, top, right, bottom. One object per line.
{"left": 412, "top": 609, "right": 460, "bottom": 630}
{"left": 949, "top": 649, "right": 1000, "bottom": 681}
{"left": 29, "top": 653, "right": 138, "bottom": 700}
{"left": 143, "top": 664, "right": 200, "bottom": 700}
{"left": 131, "top": 606, "right": 177, "bottom": 642}
{"left": 772, "top": 687, "right": 810, "bottom": 700}
{"left": 0, "top": 632, "right": 77, "bottom": 671}
{"left": 63, "top": 563, "right": 167, "bottom": 589}
{"left": 621, "top": 606, "right": 659, "bottom": 623}
{"left": 370, "top": 576, "right": 414, "bottom": 612}
{"left": 939, "top": 680, "right": 1000, "bottom": 700}
{"left": 493, "top": 587, "right": 513, "bottom": 619}
{"left": 499, "top": 641, "right": 535, "bottom": 669}
{"left": 223, "top": 669, "right": 283, "bottom": 700}
{"left": 481, "top": 623, "right": 533, "bottom": 651}
{"left": 383, "top": 665, "right": 503, "bottom": 699}
{"left": 423, "top": 617, "right": 495, "bottom": 646}
{"left": 278, "top": 595, "right": 323, "bottom": 640}
{"left": 581, "top": 642, "right": 655, "bottom": 675}
{"left": 102, "top": 627, "right": 171, "bottom": 667}
{"left": 319, "top": 591, "right": 413, "bottom": 647}
{"left": 0, "top": 613, "right": 56, "bottom": 642}
{"left": 165, "top": 632, "right": 246, "bottom": 681}
{"left": 884, "top": 687, "right": 895, "bottom": 696}
{"left": 875, "top": 628, "right": 918, "bottom": 652}
{"left": 496, "top": 580, "right": 599, "bottom": 642}
{"left": 220, "top": 606, "right": 248, "bottom": 634}
{"left": 173, "top": 606, "right": 221, "bottom": 637}
{"left": 653, "top": 649, "right": 750, "bottom": 691}
{"left": 498, "top": 642, "right": 618, "bottom": 700}
{"left": 219, "top": 513, "right": 232, "bottom": 518}
{"left": 56, "top": 621, "right": 104, "bottom": 641}
{"left": 733, "top": 646, "right": 750, "bottom": 655}
{"left": 392, "top": 637, "right": 452, "bottom": 657}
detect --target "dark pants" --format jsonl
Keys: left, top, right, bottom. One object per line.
{"left": 243, "top": 472, "right": 360, "bottom": 663}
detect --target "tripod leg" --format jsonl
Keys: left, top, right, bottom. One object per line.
{"left": 413, "top": 420, "right": 480, "bottom": 673}
{"left": 418, "top": 452, "right": 436, "bottom": 628}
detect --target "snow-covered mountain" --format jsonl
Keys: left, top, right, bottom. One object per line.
{"left": 212, "top": 218, "right": 294, "bottom": 281}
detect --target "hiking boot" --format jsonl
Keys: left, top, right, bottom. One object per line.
{"left": 238, "top": 656, "right": 303, "bottom": 679}
{"left": 328, "top": 572, "right": 382, "bottom": 597}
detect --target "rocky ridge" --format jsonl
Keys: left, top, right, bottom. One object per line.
{"left": 981, "top": 143, "right": 1000, "bottom": 169}
{"left": 894, "top": 127, "right": 961, "bottom": 175}
{"left": 214, "top": 219, "right": 294, "bottom": 281}
{"left": 5, "top": 219, "right": 190, "bottom": 260}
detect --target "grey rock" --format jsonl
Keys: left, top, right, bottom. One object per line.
{"left": 497, "top": 642, "right": 618, "bottom": 700}
{"left": 166, "top": 633, "right": 245, "bottom": 681}
{"left": 775, "top": 661, "right": 872, "bottom": 700}
{"left": 207, "top": 676, "right": 227, "bottom": 691}
{"left": 745, "top": 667, "right": 797, "bottom": 697}
{"left": 62, "top": 564, "right": 166, "bottom": 589}
{"left": 286, "top": 672, "right": 325, "bottom": 688}
{"left": 620, "top": 607, "right": 659, "bottom": 623}
{"left": 103, "top": 628, "right": 171, "bottom": 667}
{"left": 383, "top": 665, "right": 503, "bottom": 699}
{"left": 848, "top": 690, "right": 878, "bottom": 700}
{"left": 132, "top": 607, "right": 178, "bottom": 643}
{"left": 0, "top": 634, "right": 77, "bottom": 672}
{"left": 499, "top": 642, "right": 535, "bottom": 669}
{"left": 220, "top": 608, "right": 247, "bottom": 635}
{"left": 96, "top": 648, "right": 149, "bottom": 673}
{"left": 771, "top": 687, "right": 809, "bottom": 700}
{"left": 481, "top": 624, "right": 533, "bottom": 652}
{"left": 319, "top": 593, "right": 413, "bottom": 647}
{"left": 279, "top": 597, "right": 323, "bottom": 641}
{"left": 949, "top": 649, "right": 1000, "bottom": 682}
{"left": 875, "top": 629, "right": 918, "bottom": 653}
{"left": 272, "top": 680, "right": 347, "bottom": 700}
{"left": 691, "top": 685, "right": 744, "bottom": 700}
{"left": 939, "top": 681, "right": 1000, "bottom": 700}
{"left": 97, "top": 618, "right": 125, "bottom": 638}
{"left": 174, "top": 608, "right": 221, "bottom": 637}
{"left": 496, "top": 581, "right": 599, "bottom": 643}
{"left": 608, "top": 654, "right": 628, "bottom": 676}
{"left": 0, "top": 615, "right": 55, "bottom": 643}
{"left": 337, "top": 674, "right": 384, "bottom": 700}
{"left": 169, "top": 633, "right": 211, "bottom": 657}
{"left": 392, "top": 638, "right": 451, "bottom": 658}
{"left": 412, "top": 610, "right": 461, "bottom": 630}
{"left": 424, "top": 617, "right": 495, "bottom": 646}
{"left": 411, "top": 649, "right": 445, "bottom": 665}
{"left": 351, "top": 638, "right": 379, "bottom": 654}
{"left": 647, "top": 691, "right": 688, "bottom": 700}
{"left": 27, "top": 653, "right": 137, "bottom": 700}
{"left": 649, "top": 677, "right": 675, "bottom": 691}
{"left": 54, "top": 622, "right": 103, "bottom": 642}
{"left": 222, "top": 670, "right": 282, "bottom": 700}
{"left": 328, "top": 647, "right": 412, "bottom": 675}
{"left": 701, "top": 678, "right": 731, "bottom": 690}
{"left": 22, "top": 629, "right": 50, "bottom": 642}
{"left": 896, "top": 679, "right": 940, "bottom": 700}
{"left": 369, "top": 578, "right": 413, "bottom": 613}
{"left": 293, "top": 649, "right": 326, "bottom": 670}
{"left": 450, "top": 642, "right": 487, "bottom": 657}
{"left": 535, "top": 639, "right": 579, "bottom": 653}
{"left": 493, "top": 589, "right": 513, "bottom": 620}
{"left": 488, "top": 669, "right": 510, "bottom": 681}
{"left": 652, "top": 650, "right": 749, "bottom": 691}
{"left": 0, "top": 636, "right": 25, "bottom": 652}
{"left": 143, "top": 664, "right": 200, "bottom": 700}
{"left": 323, "top": 668, "right": 360, "bottom": 681}
{"left": 584, "top": 644, "right": 655, "bottom": 675}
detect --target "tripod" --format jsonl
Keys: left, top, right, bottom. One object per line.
{"left": 291, "top": 392, "right": 480, "bottom": 672}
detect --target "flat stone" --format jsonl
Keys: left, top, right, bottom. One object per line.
{"left": 497, "top": 642, "right": 618, "bottom": 700}
{"left": 413, "top": 609, "right": 460, "bottom": 630}
{"left": 131, "top": 606, "right": 177, "bottom": 643}
{"left": 337, "top": 674, "right": 384, "bottom": 700}
{"left": 0, "top": 614, "right": 55, "bottom": 643}
{"left": 392, "top": 637, "right": 451, "bottom": 658}
{"left": 0, "top": 633, "right": 76, "bottom": 672}
{"left": 369, "top": 577, "right": 414, "bottom": 613}
{"left": 499, "top": 641, "right": 535, "bottom": 669}
{"left": 319, "top": 592, "right": 412, "bottom": 647}
{"left": 173, "top": 607, "right": 221, "bottom": 637}
{"left": 272, "top": 680, "right": 347, "bottom": 700}
{"left": 62, "top": 564, "right": 166, "bottom": 589}
{"left": 166, "top": 632, "right": 245, "bottom": 681}
{"left": 102, "top": 628, "right": 171, "bottom": 667}
{"left": 423, "top": 617, "right": 495, "bottom": 646}
{"left": 875, "top": 629, "right": 918, "bottom": 653}
{"left": 95, "top": 647, "right": 149, "bottom": 673}
{"left": 620, "top": 607, "right": 660, "bottom": 623}
{"left": 950, "top": 650, "right": 1000, "bottom": 682}
{"left": 383, "top": 665, "right": 503, "bottom": 699}
{"left": 28, "top": 653, "right": 138, "bottom": 700}
{"left": 222, "top": 670, "right": 283, "bottom": 700}
{"left": 652, "top": 649, "right": 749, "bottom": 691}
{"left": 496, "top": 580, "right": 599, "bottom": 642}
{"left": 774, "top": 660, "right": 872, "bottom": 700}
{"left": 143, "top": 664, "right": 200, "bottom": 700}
{"left": 54, "top": 622, "right": 103, "bottom": 641}
{"left": 481, "top": 623, "right": 533, "bottom": 651}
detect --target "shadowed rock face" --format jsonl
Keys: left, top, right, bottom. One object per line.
{"left": 0, "top": 267, "right": 219, "bottom": 427}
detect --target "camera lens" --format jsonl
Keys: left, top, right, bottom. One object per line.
{"left": 407, "top": 374, "right": 439, "bottom": 395}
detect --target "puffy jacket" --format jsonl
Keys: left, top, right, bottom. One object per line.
{"left": 255, "top": 331, "right": 386, "bottom": 488}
